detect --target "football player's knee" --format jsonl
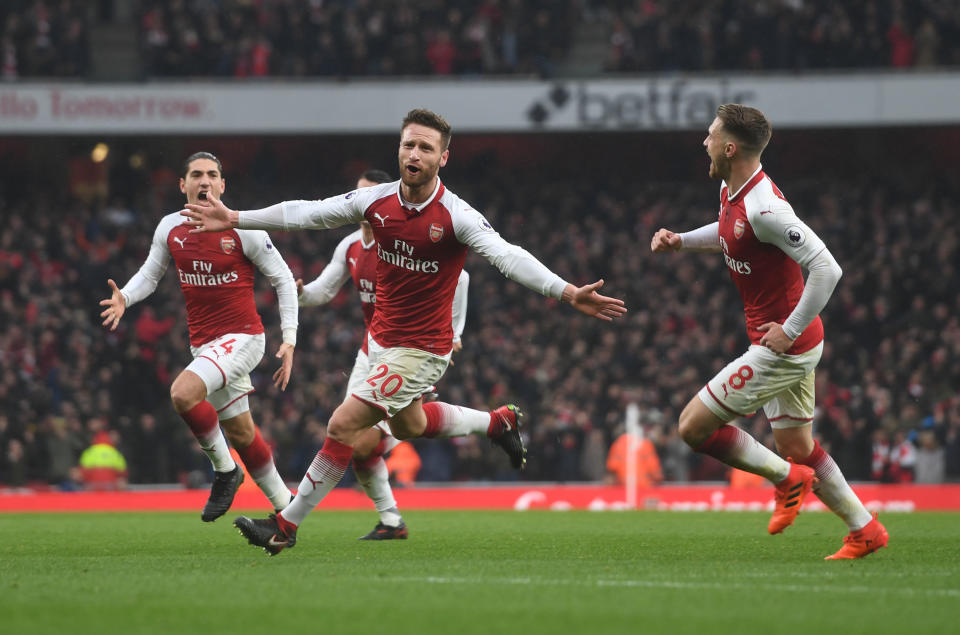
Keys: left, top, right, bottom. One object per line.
{"left": 169, "top": 383, "right": 201, "bottom": 413}
{"left": 678, "top": 410, "right": 708, "bottom": 448}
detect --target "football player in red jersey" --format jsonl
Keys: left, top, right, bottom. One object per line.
{"left": 296, "top": 169, "right": 469, "bottom": 541}
{"left": 99, "top": 152, "right": 297, "bottom": 521}
{"left": 651, "top": 104, "right": 887, "bottom": 559}
{"left": 182, "top": 110, "right": 626, "bottom": 555}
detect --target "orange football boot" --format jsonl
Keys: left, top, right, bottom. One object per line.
{"left": 825, "top": 514, "right": 889, "bottom": 560}
{"left": 768, "top": 461, "right": 817, "bottom": 535}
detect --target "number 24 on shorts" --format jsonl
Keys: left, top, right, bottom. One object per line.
{"left": 367, "top": 364, "right": 404, "bottom": 399}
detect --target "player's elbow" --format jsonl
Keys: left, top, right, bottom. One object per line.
{"left": 831, "top": 260, "right": 843, "bottom": 281}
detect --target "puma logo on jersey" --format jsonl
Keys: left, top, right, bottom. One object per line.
{"left": 173, "top": 236, "right": 187, "bottom": 248}
{"left": 373, "top": 213, "right": 390, "bottom": 227}
{"left": 349, "top": 258, "right": 357, "bottom": 268}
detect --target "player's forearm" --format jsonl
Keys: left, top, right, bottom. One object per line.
{"left": 274, "top": 281, "right": 299, "bottom": 346}
{"left": 490, "top": 245, "right": 567, "bottom": 299}
{"left": 236, "top": 203, "right": 287, "bottom": 231}
{"left": 119, "top": 261, "right": 165, "bottom": 307}
{"left": 782, "top": 250, "right": 843, "bottom": 339}
{"left": 298, "top": 279, "right": 337, "bottom": 307}
{"left": 678, "top": 222, "right": 721, "bottom": 252}
{"left": 450, "top": 270, "right": 469, "bottom": 338}
{"left": 239, "top": 199, "right": 360, "bottom": 232}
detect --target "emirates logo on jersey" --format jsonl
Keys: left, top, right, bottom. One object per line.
{"left": 733, "top": 218, "right": 745, "bottom": 239}
{"left": 220, "top": 237, "right": 236, "bottom": 254}
{"left": 428, "top": 222, "right": 444, "bottom": 243}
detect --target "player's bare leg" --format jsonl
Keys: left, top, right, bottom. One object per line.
{"left": 235, "top": 396, "right": 381, "bottom": 555}
{"left": 774, "top": 426, "right": 888, "bottom": 558}
{"left": 221, "top": 411, "right": 291, "bottom": 512}
{"left": 679, "top": 395, "right": 815, "bottom": 534}
{"left": 169, "top": 370, "right": 242, "bottom": 521}
{"left": 352, "top": 428, "right": 407, "bottom": 540}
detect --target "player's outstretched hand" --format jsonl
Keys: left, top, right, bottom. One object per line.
{"left": 181, "top": 196, "right": 235, "bottom": 233}
{"left": 650, "top": 228, "right": 682, "bottom": 252}
{"left": 564, "top": 280, "right": 627, "bottom": 322}
{"left": 273, "top": 343, "right": 295, "bottom": 391}
{"left": 99, "top": 279, "right": 126, "bottom": 331}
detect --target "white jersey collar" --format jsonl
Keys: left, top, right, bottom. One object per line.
{"left": 397, "top": 178, "right": 441, "bottom": 213}
{"left": 725, "top": 164, "right": 763, "bottom": 201}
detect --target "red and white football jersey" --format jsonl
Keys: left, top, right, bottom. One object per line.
{"left": 120, "top": 212, "right": 298, "bottom": 348}
{"left": 300, "top": 229, "right": 378, "bottom": 330}
{"left": 239, "top": 179, "right": 566, "bottom": 355}
{"left": 299, "top": 227, "right": 470, "bottom": 353}
{"left": 718, "top": 168, "right": 826, "bottom": 354}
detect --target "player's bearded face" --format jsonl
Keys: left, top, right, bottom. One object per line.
{"left": 180, "top": 158, "right": 225, "bottom": 205}
{"left": 398, "top": 124, "right": 448, "bottom": 189}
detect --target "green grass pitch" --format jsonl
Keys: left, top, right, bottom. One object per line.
{"left": 1, "top": 510, "right": 957, "bottom": 635}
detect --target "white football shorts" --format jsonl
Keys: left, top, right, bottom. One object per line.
{"left": 188, "top": 332, "right": 264, "bottom": 420}
{"left": 350, "top": 333, "right": 450, "bottom": 419}
{"left": 698, "top": 342, "right": 822, "bottom": 429}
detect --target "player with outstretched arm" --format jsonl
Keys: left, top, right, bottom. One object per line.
{"left": 182, "top": 109, "right": 627, "bottom": 555}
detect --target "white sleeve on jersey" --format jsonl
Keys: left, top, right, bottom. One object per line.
{"left": 119, "top": 214, "right": 176, "bottom": 308}
{"left": 239, "top": 229, "right": 299, "bottom": 347}
{"left": 749, "top": 202, "right": 842, "bottom": 340}
{"left": 451, "top": 269, "right": 470, "bottom": 342}
{"left": 678, "top": 222, "right": 721, "bottom": 252}
{"left": 451, "top": 205, "right": 567, "bottom": 300}
{"left": 237, "top": 185, "right": 390, "bottom": 232}
{"left": 299, "top": 230, "right": 358, "bottom": 307}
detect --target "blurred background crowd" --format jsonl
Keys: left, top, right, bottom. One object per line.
{"left": 0, "top": 0, "right": 957, "bottom": 491}
{"left": 3, "top": 0, "right": 960, "bottom": 81}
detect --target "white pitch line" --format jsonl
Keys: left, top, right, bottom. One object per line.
{"left": 383, "top": 575, "right": 959, "bottom": 599}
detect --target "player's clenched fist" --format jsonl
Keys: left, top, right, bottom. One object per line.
{"left": 650, "top": 228, "right": 682, "bottom": 252}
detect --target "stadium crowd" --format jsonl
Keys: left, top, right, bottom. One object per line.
{"left": 139, "top": 0, "right": 576, "bottom": 78}
{"left": 6, "top": 0, "right": 958, "bottom": 81}
{"left": 600, "top": 0, "right": 960, "bottom": 73}
{"left": 0, "top": 0, "right": 89, "bottom": 79}
{"left": 138, "top": 0, "right": 960, "bottom": 79}
{"left": 1, "top": 155, "right": 957, "bottom": 489}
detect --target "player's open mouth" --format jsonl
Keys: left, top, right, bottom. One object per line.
{"left": 406, "top": 165, "right": 420, "bottom": 175}
{"left": 198, "top": 191, "right": 208, "bottom": 200}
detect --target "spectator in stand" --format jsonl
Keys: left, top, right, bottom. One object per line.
{"left": 606, "top": 425, "right": 662, "bottom": 489}
{"left": 79, "top": 429, "right": 128, "bottom": 490}
{"left": 914, "top": 428, "right": 945, "bottom": 484}
{"left": 385, "top": 441, "right": 421, "bottom": 488}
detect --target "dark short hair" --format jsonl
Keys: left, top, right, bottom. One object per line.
{"left": 401, "top": 109, "right": 452, "bottom": 150}
{"left": 182, "top": 152, "right": 223, "bottom": 178}
{"left": 716, "top": 104, "right": 771, "bottom": 156}
{"left": 360, "top": 169, "right": 393, "bottom": 184}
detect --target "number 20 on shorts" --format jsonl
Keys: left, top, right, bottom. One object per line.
{"left": 367, "top": 364, "right": 404, "bottom": 399}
